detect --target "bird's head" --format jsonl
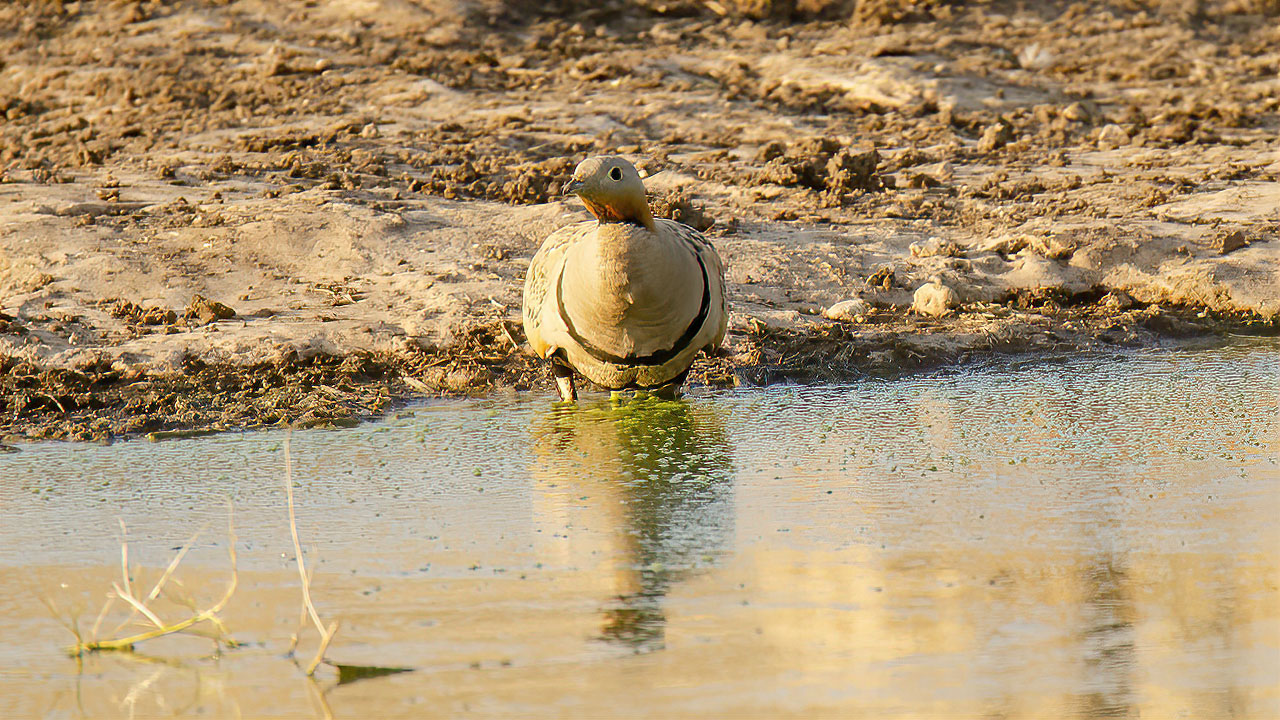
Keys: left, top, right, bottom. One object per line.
{"left": 563, "top": 156, "right": 654, "bottom": 230}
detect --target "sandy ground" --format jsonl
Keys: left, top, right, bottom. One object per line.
{"left": 1, "top": 0, "right": 1278, "bottom": 440}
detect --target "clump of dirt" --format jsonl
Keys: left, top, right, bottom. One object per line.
{"left": 403, "top": 146, "right": 580, "bottom": 205}
{"left": 650, "top": 187, "right": 716, "bottom": 231}
{"left": 754, "top": 138, "right": 885, "bottom": 201}
{"left": 105, "top": 299, "right": 178, "bottom": 327}
{"left": 184, "top": 295, "right": 237, "bottom": 326}
{"left": 976, "top": 119, "right": 1017, "bottom": 153}
{"left": 1211, "top": 227, "right": 1253, "bottom": 254}
{"left": 825, "top": 146, "right": 883, "bottom": 193}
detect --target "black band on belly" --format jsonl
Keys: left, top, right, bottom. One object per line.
{"left": 557, "top": 254, "right": 711, "bottom": 368}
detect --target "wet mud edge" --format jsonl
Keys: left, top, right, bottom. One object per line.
{"left": 2, "top": 299, "right": 1274, "bottom": 443}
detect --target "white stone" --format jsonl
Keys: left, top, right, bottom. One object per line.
{"left": 824, "top": 298, "right": 870, "bottom": 322}
{"left": 911, "top": 281, "right": 958, "bottom": 318}
{"left": 1098, "top": 124, "right": 1130, "bottom": 149}
{"left": 1018, "top": 43, "right": 1055, "bottom": 70}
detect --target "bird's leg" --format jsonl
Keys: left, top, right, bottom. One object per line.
{"left": 651, "top": 383, "right": 680, "bottom": 400}
{"left": 552, "top": 363, "right": 577, "bottom": 402}
{"left": 651, "top": 370, "right": 689, "bottom": 401}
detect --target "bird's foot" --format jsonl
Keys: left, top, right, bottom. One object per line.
{"left": 650, "top": 384, "right": 682, "bottom": 401}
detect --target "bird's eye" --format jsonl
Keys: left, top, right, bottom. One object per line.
{"left": 609, "top": 166, "right": 622, "bottom": 181}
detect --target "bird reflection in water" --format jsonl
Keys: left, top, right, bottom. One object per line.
{"left": 530, "top": 395, "right": 735, "bottom": 652}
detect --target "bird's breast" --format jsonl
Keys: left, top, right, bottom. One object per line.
{"left": 558, "top": 227, "right": 704, "bottom": 358}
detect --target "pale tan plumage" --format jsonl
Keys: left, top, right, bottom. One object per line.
{"left": 523, "top": 156, "right": 727, "bottom": 400}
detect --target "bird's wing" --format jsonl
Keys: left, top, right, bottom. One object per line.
{"left": 656, "top": 219, "right": 728, "bottom": 349}
{"left": 522, "top": 221, "right": 591, "bottom": 359}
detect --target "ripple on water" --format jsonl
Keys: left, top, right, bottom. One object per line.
{"left": 0, "top": 339, "right": 1277, "bottom": 718}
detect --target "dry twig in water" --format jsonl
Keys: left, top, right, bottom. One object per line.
{"left": 284, "top": 433, "right": 340, "bottom": 675}
{"left": 44, "top": 435, "right": 340, "bottom": 679}
{"left": 58, "top": 507, "right": 239, "bottom": 655}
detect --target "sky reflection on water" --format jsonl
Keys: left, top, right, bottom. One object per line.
{"left": 0, "top": 340, "right": 1276, "bottom": 718}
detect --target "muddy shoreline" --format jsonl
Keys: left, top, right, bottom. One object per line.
{"left": 2, "top": 0, "right": 1278, "bottom": 441}
{"left": 3, "top": 302, "right": 1274, "bottom": 443}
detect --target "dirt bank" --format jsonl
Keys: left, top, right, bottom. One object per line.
{"left": 1, "top": 0, "right": 1277, "bottom": 441}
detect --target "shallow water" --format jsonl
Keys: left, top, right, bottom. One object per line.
{"left": 1, "top": 339, "right": 1277, "bottom": 719}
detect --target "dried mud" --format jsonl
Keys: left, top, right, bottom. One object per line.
{"left": 1, "top": 0, "right": 1278, "bottom": 441}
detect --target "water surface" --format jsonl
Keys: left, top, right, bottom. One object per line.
{"left": 1, "top": 340, "right": 1277, "bottom": 718}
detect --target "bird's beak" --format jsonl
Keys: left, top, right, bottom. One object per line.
{"left": 562, "top": 178, "right": 584, "bottom": 196}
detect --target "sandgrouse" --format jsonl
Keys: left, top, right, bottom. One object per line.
{"left": 522, "top": 156, "right": 727, "bottom": 401}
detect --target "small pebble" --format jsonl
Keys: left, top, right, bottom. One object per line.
{"left": 1062, "top": 101, "right": 1091, "bottom": 122}
{"left": 1017, "top": 43, "right": 1055, "bottom": 70}
{"left": 1097, "top": 124, "right": 1130, "bottom": 149}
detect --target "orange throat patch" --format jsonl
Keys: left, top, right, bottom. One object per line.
{"left": 581, "top": 196, "right": 637, "bottom": 225}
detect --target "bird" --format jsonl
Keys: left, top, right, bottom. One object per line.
{"left": 522, "top": 156, "right": 727, "bottom": 402}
